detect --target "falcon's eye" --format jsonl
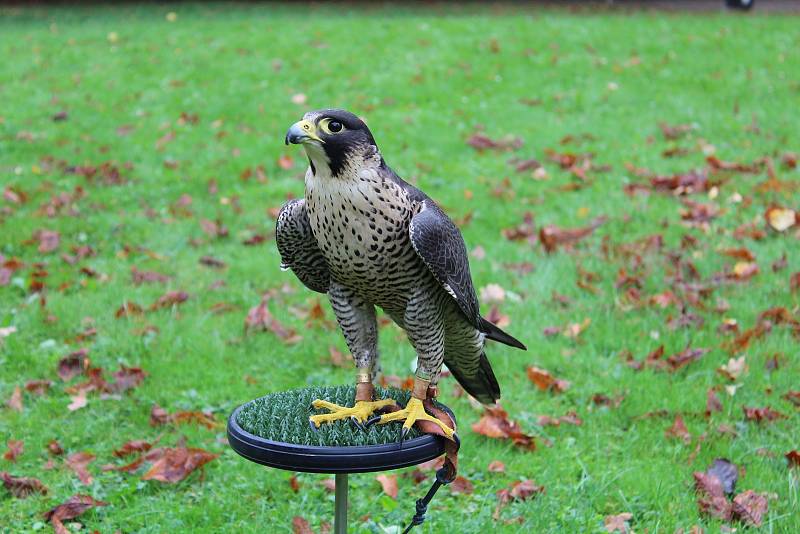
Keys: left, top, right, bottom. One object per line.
{"left": 319, "top": 118, "right": 344, "bottom": 135}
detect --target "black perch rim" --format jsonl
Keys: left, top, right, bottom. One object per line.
{"left": 227, "top": 404, "right": 447, "bottom": 474}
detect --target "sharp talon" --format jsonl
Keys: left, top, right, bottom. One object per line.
{"left": 308, "top": 419, "right": 319, "bottom": 433}
{"left": 350, "top": 416, "right": 366, "bottom": 432}
{"left": 365, "top": 415, "right": 381, "bottom": 427}
{"left": 399, "top": 426, "right": 411, "bottom": 445}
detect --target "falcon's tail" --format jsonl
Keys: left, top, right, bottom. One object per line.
{"left": 447, "top": 351, "right": 500, "bottom": 405}
{"left": 479, "top": 317, "right": 527, "bottom": 350}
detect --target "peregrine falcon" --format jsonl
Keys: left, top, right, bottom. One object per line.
{"left": 278, "top": 109, "right": 526, "bottom": 441}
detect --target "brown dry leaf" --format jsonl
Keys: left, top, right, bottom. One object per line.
{"left": 784, "top": 390, "right": 800, "bottom": 406}
{"left": 665, "top": 414, "right": 691, "bottom": 443}
{"left": 288, "top": 474, "right": 300, "bottom": 493}
{"left": 717, "top": 357, "right": 747, "bottom": 381}
{"left": 375, "top": 474, "right": 398, "bottom": 499}
{"left": 25, "top": 379, "right": 51, "bottom": 395}
{"left": 245, "top": 296, "right": 302, "bottom": 344}
{"left": 0, "top": 471, "right": 48, "bottom": 498}
{"left": 57, "top": 349, "right": 89, "bottom": 381}
{"left": 449, "top": 475, "right": 474, "bottom": 495}
{"left": 170, "top": 410, "right": 220, "bottom": 430}
{"left": 48, "top": 440, "right": 64, "bottom": 456}
{"left": 694, "top": 471, "right": 732, "bottom": 521}
{"left": 563, "top": 318, "right": 591, "bottom": 339}
{"left": 494, "top": 479, "right": 544, "bottom": 519}
{"left": 472, "top": 405, "right": 536, "bottom": 450}
{"left": 7, "top": 386, "right": 22, "bottom": 411}
{"left": 536, "top": 411, "right": 582, "bottom": 427}
{"left": 65, "top": 451, "right": 95, "bottom": 485}
{"left": 604, "top": 512, "right": 633, "bottom": 533}
{"left": 67, "top": 390, "right": 88, "bottom": 411}
{"left": 199, "top": 256, "right": 227, "bottom": 269}
{"left": 790, "top": 272, "right": 800, "bottom": 292}
{"left": 743, "top": 406, "right": 786, "bottom": 423}
{"left": 43, "top": 494, "right": 108, "bottom": 534}
{"left": 320, "top": 478, "right": 337, "bottom": 492}
{"left": 150, "top": 404, "right": 169, "bottom": 426}
{"left": 199, "top": 219, "right": 229, "bottom": 239}
{"left": 35, "top": 229, "right": 60, "bottom": 253}
{"left": 666, "top": 347, "right": 709, "bottom": 372}
{"left": 115, "top": 300, "right": 144, "bottom": 319}
{"left": 4, "top": 440, "right": 23, "bottom": 462}
{"left": 113, "top": 440, "right": 152, "bottom": 458}
{"left": 720, "top": 247, "right": 755, "bottom": 262}
{"left": 466, "top": 133, "right": 522, "bottom": 152}
{"left": 131, "top": 267, "right": 170, "bottom": 285}
{"left": 765, "top": 206, "right": 797, "bottom": 232}
{"left": 539, "top": 216, "right": 607, "bottom": 253}
{"left": 706, "top": 388, "right": 723, "bottom": 416}
{"left": 487, "top": 460, "right": 506, "bottom": 472}
{"left": 278, "top": 154, "right": 295, "bottom": 170}
{"left": 786, "top": 450, "right": 800, "bottom": 469}
{"left": 526, "top": 366, "right": 570, "bottom": 393}
{"left": 148, "top": 290, "right": 189, "bottom": 311}
{"left": 728, "top": 261, "right": 759, "bottom": 282}
{"left": 731, "top": 490, "right": 768, "bottom": 527}
{"left": 141, "top": 447, "right": 219, "bottom": 483}
{"left": 292, "top": 516, "right": 313, "bottom": 534}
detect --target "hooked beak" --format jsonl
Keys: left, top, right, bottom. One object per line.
{"left": 285, "top": 119, "right": 323, "bottom": 145}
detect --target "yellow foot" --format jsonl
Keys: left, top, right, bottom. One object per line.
{"left": 309, "top": 398, "right": 397, "bottom": 429}
{"left": 369, "top": 397, "right": 456, "bottom": 441}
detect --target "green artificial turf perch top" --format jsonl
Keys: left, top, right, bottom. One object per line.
{"left": 236, "top": 385, "right": 425, "bottom": 447}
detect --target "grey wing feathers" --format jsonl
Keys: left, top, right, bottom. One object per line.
{"left": 276, "top": 198, "right": 330, "bottom": 294}
{"left": 409, "top": 199, "right": 482, "bottom": 327}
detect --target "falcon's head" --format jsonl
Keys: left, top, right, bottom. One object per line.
{"left": 285, "top": 109, "right": 380, "bottom": 178}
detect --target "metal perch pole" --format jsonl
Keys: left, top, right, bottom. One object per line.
{"left": 334, "top": 473, "right": 348, "bottom": 534}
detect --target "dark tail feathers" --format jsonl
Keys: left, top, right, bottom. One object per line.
{"left": 479, "top": 317, "right": 527, "bottom": 350}
{"left": 447, "top": 352, "right": 500, "bottom": 404}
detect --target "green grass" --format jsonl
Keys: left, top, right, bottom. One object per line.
{"left": 237, "top": 385, "right": 422, "bottom": 446}
{"left": 1, "top": 3, "right": 799, "bottom": 533}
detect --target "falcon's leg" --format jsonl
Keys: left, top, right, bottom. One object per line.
{"left": 368, "top": 288, "right": 457, "bottom": 442}
{"left": 309, "top": 283, "right": 397, "bottom": 429}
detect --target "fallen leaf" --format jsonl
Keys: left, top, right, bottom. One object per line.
{"left": 718, "top": 357, "right": 747, "bottom": 381}
{"left": 245, "top": 295, "right": 302, "bottom": 344}
{"left": 743, "top": 406, "right": 786, "bottom": 423}
{"left": 4, "top": 440, "right": 23, "bottom": 462}
{"left": 604, "top": 512, "right": 633, "bottom": 533}
{"left": 375, "top": 474, "right": 398, "bottom": 499}
{"left": 449, "top": 475, "right": 474, "bottom": 495}
{"left": 35, "top": 229, "right": 60, "bottom": 253}
{"left": 292, "top": 516, "right": 313, "bottom": 534}
{"left": 289, "top": 474, "right": 300, "bottom": 493}
{"left": 472, "top": 405, "right": 536, "bottom": 450}
{"left": 731, "top": 490, "right": 768, "bottom": 527}
{"left": 149, "top": 404, "right": 169, "bottom": 426}
{"left": 291, "top": 93, "right": 307, "bottom": 105}
{"left": 765, "top": 206, "right": 797, "bottom": 232}
{"left": 7, "top": 386, "right": 23, "bottom": 411}
{"left": 278, "top": 154, "right": 294, "bottom": 170}
{"left": 494, "top": 479, "right": 544, "bottom": 519}
{"left": 141, "top": 447, "right": 219, "bottom": 483}
{"left": 706, "top": 388, "right": 723, "bottom": 416}
{"left": 115, "top": 300, "right": 144, "bottom": 318}
{"left": 25, "top": 379, "right": 51, "bottom": 395}
{"left": 67, "top": 390, "right": 88, "bottom": 411}
{"left": 466, "top": 133, "right": 522, "bottom": 152}
{"left": 43, "top": 494, "right": 108, "bottom": 534}
{"left": 665, "top": 414, "right": 691, "bottom": 443}
{"left": 487, "top": 460, "right": 506, "bottom": 472}
{"left": 480, "top": 283, "right": 506, "bottom": 304}
{"left": 131, "top": 267, "right": 170, "bottom": 285}
{"left": 48, "top": 440, "right": 64, "bottom": 456}
{"left": 57, "top": 349, "right": 89, "bottom": 381}
{"left": 113, "top": 440, "right": 152, "bottom": 458}
{"left": 199, "top": 255, "right": 226, "bottom": 269}
{"left": 786, "top": 450, "right": 800, "bottom": 469}
{"left": 148, "top": 290, "right": 189, "bottom": 311}
{"left": 526, "top": 366, "right": 570, "bottom": 393}
{"left": 65, "top": 451, "right": 95, "bottom": 485}
{"left": 539, "top": 216, "right": 607, "bottom": 253}
{"left": 0, "top": 471, "right": 48, "bottom": 498}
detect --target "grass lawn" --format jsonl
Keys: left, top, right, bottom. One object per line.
{"left": 1, "top": 3, "right": 799, "bottom": 533}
